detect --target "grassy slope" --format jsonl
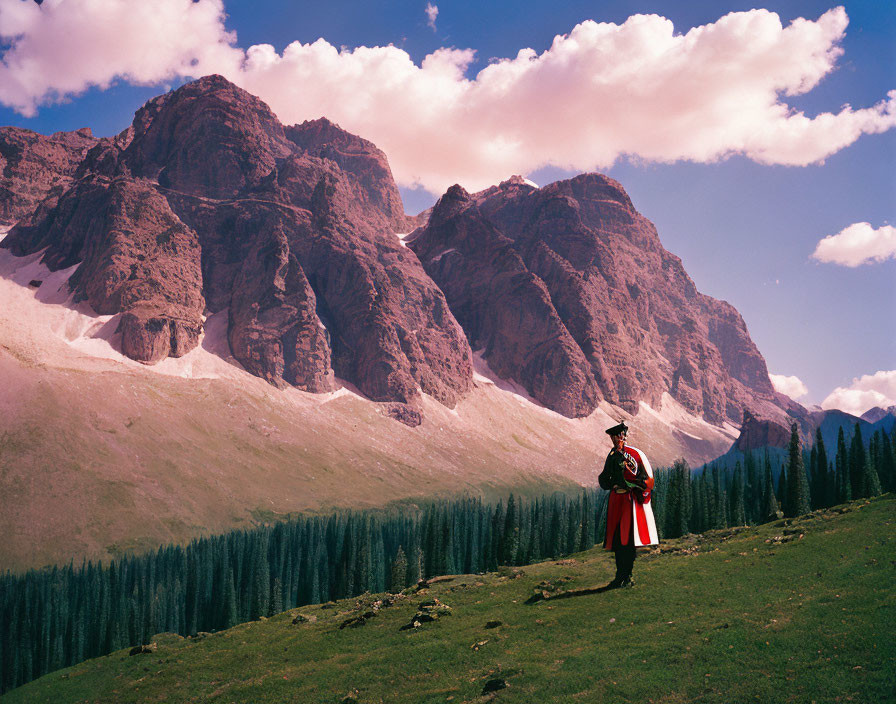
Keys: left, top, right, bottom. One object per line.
{"left": 0, "top": 254, "right": 738, "bottom": 573}
{"left": 6, "top": 494, "right": 893, "bottom": 704}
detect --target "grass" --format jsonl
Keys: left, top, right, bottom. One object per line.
{"left": 4, "top": 494, "right": 893, "bottom": 703}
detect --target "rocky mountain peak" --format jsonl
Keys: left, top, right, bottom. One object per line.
{"left": 412, "top": 169, "right": 791, "bottom": 426}
{"left": 1, "top": 76, "right": 797, "bottom": 430}
{"left": 1, "top": 76, "right": 472, "bottom": 423}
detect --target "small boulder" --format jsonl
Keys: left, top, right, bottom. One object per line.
{"left": 128, "top": 643, "right": 157, "bottom": 656}
{"left": 485, "top": 620, "right": 502, "bottom": 629}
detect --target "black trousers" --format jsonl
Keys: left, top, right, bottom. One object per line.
{"left": 612, "top": 531, "right": 636, "bottom": 579}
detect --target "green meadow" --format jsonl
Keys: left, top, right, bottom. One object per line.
{"left": 5, "top": 494, "right": 893, "bottom": 704}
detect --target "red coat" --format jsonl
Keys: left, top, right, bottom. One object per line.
{"left": 598, "top": 445, "right": 659, "bottom": 549}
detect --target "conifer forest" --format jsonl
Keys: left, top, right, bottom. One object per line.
{"left": 1, "top": 422, "right": 893, "bottom": 694}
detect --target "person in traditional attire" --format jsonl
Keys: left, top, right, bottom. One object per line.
{"left": 597, "top": 421, "right": 659, "bottom": 589}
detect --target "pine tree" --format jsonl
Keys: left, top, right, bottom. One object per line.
{"left": 503, "top": 494, "right": 520, "bottom": 566}
{"left": 777, "top": 462, "right": 788, "bottom": 515}
{"left": 730, "top": 462, "right": 747, "bottom": 526}
{"left": 666, "top": 459, "right": 691, "bottom": 537}
{"left": 761, "top": 455, "right": 779, "bottom": 521}
{"left": 850, "top": 423, "right": 881, "bottom": 498}
{"left": 785, "top": 423, "right": 810, "bottom": 517}
{"left": 814, "top": 428, "right": 830, "bottom": 509}
{"left": 744, "top": 450, "right": 759, "bottom": 524}
{"left": 836, "top": 427, "right": 851, "bottom": 503}
{"left": 390, "top": 546, "right": 408, "bottom": 592}
{"left": 878, "top": 430, "right": 895, "bottom": 492}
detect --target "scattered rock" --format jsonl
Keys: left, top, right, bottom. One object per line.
{"left": 471, "top": 640, "right": 489, "bottom": 651}
{"left": 128, "top": 643, "right": 157, "bottom": 656}
{"left": 27, "top": 279, "right": 42, "bottom": 288}
{"left": 399, "top": 597, "right": 452, "bottom": 630}
{"left": 484, "top": 620, "right": 502, "bottom": 629}
{"left": 292, "top": 613, "right": 318, "bottom": 625}
{"left": 339, "top": 611, "right": 376, "bottom": 629}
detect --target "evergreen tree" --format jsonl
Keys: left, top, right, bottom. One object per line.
{"left": 744, "top": 450, "right": 759, "bottom": 524}
{"left": 850, "top": 423, "right": 881, "bottom": 498}
{"left": 503, "top": 494, "right": 520, "bottom": 566}
{"left": 777, "top": 462, "right": 788, "bottom": 515}
{"left": 579, "top": 491, "right": 594, "bottom": 551}
{"left": 390, "top": 546, "right": 408, "bottom": 592}
{"left": 666, "top": 459, "right": 691, "bottom": 537}
{"left": 761, "top": 455, "right": 779, "bottom": 521}
{"left": 730, "top": 462, "right": 747, "bottom": 526}
{"left": 814, "top": 428, "right": 830, "bottom": 509}
{"left": 785, "top": 423, "right": 811, "bottom": 517}
{"left": 878, "top": 430, "right": 895, "bottom": 492}
{"left": 836, "top": 427, "right": 851, "bottom": 503}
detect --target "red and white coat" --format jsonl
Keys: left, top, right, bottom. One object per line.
{"left": 602, "top": 445, "right": 659, "bottom": 549}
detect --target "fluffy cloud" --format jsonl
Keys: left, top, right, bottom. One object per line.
{"left": 425, "top": 3, "right": 438, "bottom": 32}
{"left": 769, "top": 373, "right": 809, "bottom": 400}
{"left": 811, "top": 222, "right": 896, "bottom": 267}
{"left": 0, "top": 0, "right": 240, "bottom": 117}
{"left": 2, "top": 2, "right": 895, "bottom": 193}
{"left": 821, "top": 370, "right": 896, "bottom": 417}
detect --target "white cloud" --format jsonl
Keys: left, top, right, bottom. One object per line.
{"left": 811, "top": 222, "right": 896, "bottom": 267}
{"left": 2, "top": 3, "right": 895, "bottom": 193}
{"left": 425, "top": 3, "right": 438, "bottom": 32}
{"left": 770, "top": 373, "right": 809, "bottom": 400}
{"left": 821, "top": 370, "right": 896, "bottom": 417}
{"left": 0, "top": 0, "right": 240, "bottom": 117}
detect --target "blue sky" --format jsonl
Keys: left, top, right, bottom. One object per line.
{"left": 1, "top": 0, "right": 893, "bottom": 412}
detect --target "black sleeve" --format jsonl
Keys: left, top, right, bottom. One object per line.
{"left": 598, "top": 453, "right": 616, "bottom": 490}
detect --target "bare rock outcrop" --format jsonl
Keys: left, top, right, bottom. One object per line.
{"left": 0, "top": 126, "right": 98, "bottom": 226}
{"left": 734, "top": 410, "right": 791, "bottom": 451}
{"left": 411, "top": 174, "right": 789, "bottom": 426}
{"left": 1, "top": 75, "right": 472, "bottom": 420}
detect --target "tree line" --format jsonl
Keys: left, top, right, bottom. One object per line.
{"left": 2, "top": 421, "right": 892, "bottom": 694}
{"left": 655, "top": 421, "right": 893, "bottom": 539}
{"left": 1, "top": 490, "right": 605, "bottom": 694}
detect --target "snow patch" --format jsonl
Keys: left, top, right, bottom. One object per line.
{"left": 0, "top": 247, "right": 243, "bottom": 381}
{"left": 471, "top": 349, "right": 566, "bottom": 417}
{"left": 636, "top": 393, "right": 740, "bottom": 442}
{"left": 523, "top": 178, "right": 539, "bottom": 188}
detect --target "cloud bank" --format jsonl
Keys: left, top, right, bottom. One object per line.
{"left": 821, "top": 370, "right": 896, "bottom": 417}
{"left": 2, "top": 1, "right": 895, "bottom": 193}
{"left": 770, "top": 373, "right": 809, "bottom": 400}
{"left": 811, "top": 222, "right": 896, "bottom": 267}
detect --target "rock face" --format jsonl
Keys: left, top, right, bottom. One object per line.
{"left": 734, "top": 410, "right": 791, "bottom": 451}
{"left": 0, "top": 126, "right": 98, "bottom": 226}
{"left": 410, "top": 174, "right": 790, "bottom": 425}
{"left": 1, "top": 75, "right": 472, "bottom": 420}
{"left": 1, "top": 76, "right": 798, "bottom": 430}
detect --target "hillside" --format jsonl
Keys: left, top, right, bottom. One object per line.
{"left": 5, "top": 494, "right": 892, "bottom": 703}
{"left": 0, "top": 241, "right": 739, "bottom": 573}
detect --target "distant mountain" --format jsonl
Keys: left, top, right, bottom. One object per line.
{"left": 861, "top": 405, "right": 896, "bottom": 425}
{"left": 717, "top": 405, "right": 895, "bottom": 470}
{"left": 1, "top": 76, "right": 798, "bottom": 430}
